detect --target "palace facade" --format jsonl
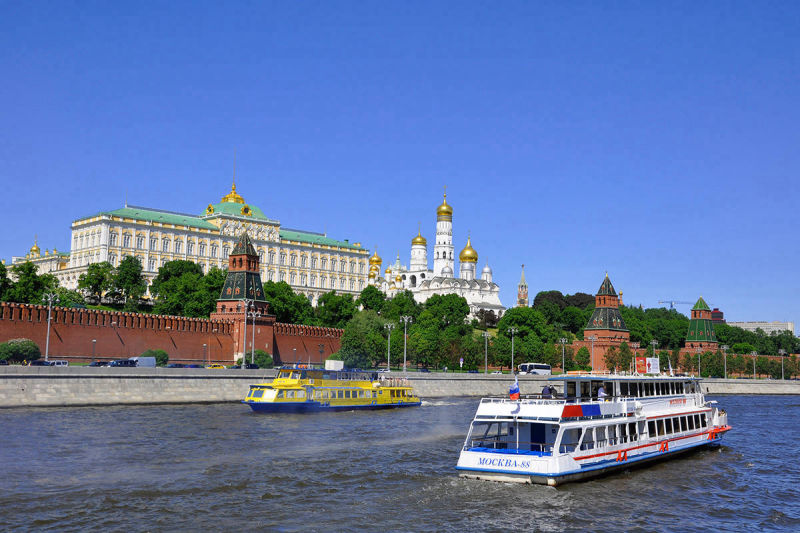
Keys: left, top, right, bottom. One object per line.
{"left": 13, "top": 183, "right": 370, "bottom": 305}
{"left": 369, "top": 192, "right": 505, "bottom": 319}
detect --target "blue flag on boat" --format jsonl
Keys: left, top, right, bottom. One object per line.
{"left": 509, "top": 377, "right": 520, "bottom": 400}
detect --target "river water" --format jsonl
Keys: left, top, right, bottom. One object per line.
{"left": 1, "top": 395, "right": 799, "bottom": 532}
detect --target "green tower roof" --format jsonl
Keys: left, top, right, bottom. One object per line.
{"left": 692, "top": 297, "right": 711, "bottom": 311}
{"left": 597, "top": 274, "right": 617, "bottom": 296}
{"left": 231, "top": 232, "right": 257, "bottom": 256}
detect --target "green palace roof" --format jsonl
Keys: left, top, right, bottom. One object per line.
{"left": 203, "top": 201, "right": 272, "bottom": 221}
{"left": 279, "top": 228, "right": 362, "bottom": 250}
{"left": 79, "top": 206, "right": 218, "bottom": 230}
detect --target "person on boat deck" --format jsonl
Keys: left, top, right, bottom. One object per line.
{"left": 597, "top": 385, "right": 607, "bottom": 400}
{"left": 541, "top": 385, "right": 552, "bottom": 398}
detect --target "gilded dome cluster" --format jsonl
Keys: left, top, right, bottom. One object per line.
{"left": 436, "top": 193, "right": 453, "bottom": 220}
{"left": 411, "top": 228, "right": 427, "bottom": 246}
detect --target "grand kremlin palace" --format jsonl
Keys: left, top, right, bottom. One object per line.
{"left": 13, "top": 183, "right": 371, "bottom": 305}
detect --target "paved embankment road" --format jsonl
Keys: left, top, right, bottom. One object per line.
{"left": 0, "top": 367, "right": 798, "bottom": 407}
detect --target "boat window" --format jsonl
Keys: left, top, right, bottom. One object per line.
{"left": 647, "top": 420, "right": 656, "bottom": 437}
{"left": 629, "top": 382, "right": 638, "bottom": 397}
{"left": 559, "top": 427, "right": 581, "bottom": 453}
{"left": 657, "top": 419, "right": 665, "bottom": 436}
{"left": 619, "top": 382, "right": 629, "bottom": 397}
{"left": 660, "top": 382, "right": 666, "bottom": 395}
{"left": 276, "top": 390, "right": 284, "bottom": 398}
{"left": 701, "top": 414, "right": 708, "bottom": 428}
{"left": 580, "top": 381, "right": 591, "bottom": 401}
{"left": 665, "top": 418, "right": 673, "bottom": 434}
{"left": 251, "top": 389, "right": 264, "bottom": 399}
{"left": 566, "top": 381, "right": 576, "bottom": 401}
{"left": 298, "top": 390, "right": 306, "bottom": 399}
{"left": 687, "top": 415, "right": 695, "bottom": 430}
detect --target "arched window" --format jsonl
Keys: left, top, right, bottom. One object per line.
{"left": 210, "top": 244, "right": 218, "bottom": 258}
{"left": 290, "top": 272, "right": 296, "bottom": 284}
{"left": 290, "top": 255, "right": 297, "bottom": 267}
{"left": 148, "top": 259, "right": 156, "bottom": 272}
{"left": 122, "top": 234, "right": 131, "bottom": 248}
{"left": 321, "top": 257, "right": 327, "bottom": 269}
{"left": 269, "top": 251, "right": 276, "bottom": 264}
{"left": 222, "top": 246, "right": 229, "bottom": 258}
{"left": 187, "top": 241, "right": 194, "bottom": 255}
{"left": 280, "top": 253, "right": 286, "bottom": 265}
{"left": 310, "top": 275, "right": 316, "bottom": 287}
{"left": 136, "top": 236, "right": 144, "bottom": 249}
{"left": 199, "top": 243, "right": 206, "bottom": 256}
{"left": 330, "top": 259, "right": 337, "bottom": 271}
{"left": 301, "top": 255, "right": 307, "bottom": 267}
{"left": 311, "top": 256, "right": 317, "bottom": 268}
{"left": 162, "top": 239, "right": 169, "bottom": 251}
{"left": 150, "top": 238, "right": 157, "bottom": 250}
{"left": 279, "top": 271, "right": 286, "bottom": 282}
{"left": 174, "top": 241, "right": 182, "bottom": 254}
{"left": 268, "top": 271, "right": 275, "bottom": 281}
{"left": 300, "top": 274, "right": 306, "bottom": 285}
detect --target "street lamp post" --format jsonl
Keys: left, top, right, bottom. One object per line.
{"left": 248, "top": 309, "right": 261, "bottom": 365}
{"left": 400, "top": 316, "right": 412, "bottom": 372}
{"left": 92, "top": 339, "right": 97, "bottom": 363}
{"left": 696, "top": 347, "right": 702, "bottom": 377}
{"left": 721, "top": 345, "right": 729, "bottom": 379}
{"left": 508, "top": 327, "right": 518, "bottom": 373}
{"left": 751, "top": 351, "right": 757, "bottom": 379}
{"left": 43, "top": 292, "right": 56, "bottom": 361}
{"left": 482, "top": 331, "right": 490, "bottom": 374}
{"left": 203, "top": 343, "right": 207, "bottom": 366}
{"left": 779, "top": 349, "right": 786, "bottom": 380}
{"left": 293, "top": 347, "right": 297, "bottom": 364}
{"left": 318, "top": 343, "right": 325, "bottom": 366}
{"left": 589, "top": 335, "right": 597, "bottom": 373}
{"left": 240, "top": 299, "right": 253, "bottom": 368}
{"left": 559, "top": 338, "right": 568, "bottom": 374}
{"left": 384, "top": 323, "right": 395, "bottom": 371}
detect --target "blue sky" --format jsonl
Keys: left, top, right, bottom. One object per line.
{"left": 1, "top": 2, "right": 798, "bottom": 328}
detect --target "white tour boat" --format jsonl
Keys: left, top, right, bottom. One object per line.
{"left": 456, "top": 374, "right": 730, "bottom": 486}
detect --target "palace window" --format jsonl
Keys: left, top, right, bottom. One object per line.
{"left": 339, "top": 278, "right": 345, "bottom": 289}
{"left": 290, "top": 272, "right": 297, "bottom": 284}
{"left": 349, "top": 261, "right": 355, "bottom": 273}
{"left": 310, "top": 275, "right": 316, "bottom": 287}
{"left": 359, "top": 263, "right": 364, "bottom": 274}
{"left": 136, "top": 236, "right": 144, "bottom": 249}
{"left": 280, "top": 253, "right": 286, "bottom": 265}
{"left": 210, "top": 245, "right": 217, "bottom": 258}
{"left": 280, "top": 271, "right": 286, "bottom": 282}
{"left": 109, "top": 234, "right": 117, "bottom": 247}
{"left": 359, "top": 280, "right": 364, "bottom": 290}
{"left": 199, "top": 243, "right": 206, "bottom": 257}
{"left": 269, "top": 251, "right": 276, "bottom": 264}
{"left": 123, "top": 235, "right": 131, "bottom": 248}
{"left": 175, "top": 241, "right": 182, "bottom": 254}
{"left": 331, "top": 260, "right": 337, "bottom": 271}
{"left": 300, "top": 274, "right": 307, "bottom": 285}
{"left": 321, "top": 257, "right": 327, "bottom": 269}
{"left": 150, "top": 238, "right": 157, "bottom": 250}
{"left": 108, "top": 253, "right": 116, "bottom": 266}
{"left": 148, "top": 259, "right": 156, "bottom": 272}
{"left": 320, "top": 277, "right": 326, "bottom": 289}
{"left": 162, "top": 239, "right": 169, "bottom": 252}
{"left": 311, "top": 256, "right": 317, "bottom": 268}
{"left": 340, "top": 262, "right": 346, "bottom": 273}
{"left": 350, "top": 280, "right": 355, "bottom": 291}
{"left": 290, "top": 255, "right": 297, "bottom": 267}
{"left": 259, "top": 250, "right": 264, "bottom": 263}
{"left": 301, "top": 255, "right": 307, "bottom": 267}
{"left": 222, "top": 246, "right": 229, "bottom": 258}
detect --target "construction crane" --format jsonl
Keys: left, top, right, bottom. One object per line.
{"left": 658, "top": 300, "right": 693, "bottom": 309}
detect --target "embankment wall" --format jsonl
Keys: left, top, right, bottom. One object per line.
{"left": 1, "top": 368, "right": 798, "bottom": 408}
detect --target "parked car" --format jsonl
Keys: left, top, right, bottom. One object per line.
{"left": 88, "top": 361, "right": 109, "bottom": 367}
{"left": 109, "top": 359, "right": 136, "bottom": 367}
{"left": 417, "top": 367, "right": 430, "bottom": 373}
{"left": 205, "top": 363, "right": 227, "bottom": 369}
{"left": 30, "top": 360, "right": 53, "bottom": 366}
{"left": 491, "top": 370, "right": 503, "bottom": 375}
{"left": 244, "top": 363, "right": 259, "bottom": 369}
{"left": 186, "top": 364, "right": 203, "bottom": 368}
{"left": 467, "top": 369, "right": 478, "bottom": 374}
{"left": 0, "top": 359, "right": 8, "bottom": 365}
{"left": 166, "top": 363, "right": 185, "bottom": 368}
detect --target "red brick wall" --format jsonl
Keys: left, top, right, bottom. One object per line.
{"left": 0, "top": 302, "right": 341, "bottom": 365}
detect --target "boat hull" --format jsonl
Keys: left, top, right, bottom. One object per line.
{"left": 458, "top": 434, "right": 726, "bottom": 487}
{"left": 244, "top": 400, "right": 422, "bottom": 413}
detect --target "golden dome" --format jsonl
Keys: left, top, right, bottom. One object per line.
{"left": 411, "top": 227, "right": 427, "bottom": 246}
{"left": 29, "top": 238, "right": 41, "bottom": 256}
{"left": 369, "top": 249, "right": 382, "bottom": 266}
{"left": 221, "top": 181, "right": 245, "bottom": 204}
{"left": 436, "top": 192, "right": 453, "bottom": 220}
{"left": 368, "top": 270, "right": 377, "bottom": 279}
{"left": 395, "top": 274, "right": 402, "bottom": 283}
{"left": 385, "top": 266, "right": 392, "bottom": 275}
{"left": 459, "top": 236, "right": 478, "bottom": 263}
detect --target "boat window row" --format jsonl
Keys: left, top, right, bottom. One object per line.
{"left": 312, "top": 389, "right": 376, "bottom": 400}
{"left": 619, "top": 380, "right": 697, "bottom": 397}
{"left": 278, "top": 369, "right": 378, "bottom": 381}
{"left": 564, "top": 380, "right": 699, "bottom": 402}
{"left": 647, "top": 413, "right": 708, "bottom": 438}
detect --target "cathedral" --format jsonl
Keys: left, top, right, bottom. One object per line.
{"left": 369, "top": 192, "right": 505, "bottom": 320}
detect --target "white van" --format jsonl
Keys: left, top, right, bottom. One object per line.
{"left": 50, "top": 360, "right": 69, "bottom": 367}
{"left": 130, "top": 356, "right": 156, "bottom": 367}
{"left": 517, "top": 363, "right": 551, "bottom": 375}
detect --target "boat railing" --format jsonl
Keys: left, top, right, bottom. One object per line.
{"left": 480, "top": 396, "right": 565, "bottom": 406}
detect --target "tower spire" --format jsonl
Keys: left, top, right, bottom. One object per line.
{"left": 517, "top": 264, "right": 528, "bottom": 307}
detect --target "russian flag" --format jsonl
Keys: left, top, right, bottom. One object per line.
{"left": 509, "top": 378, "right": 520, "bottom": 400}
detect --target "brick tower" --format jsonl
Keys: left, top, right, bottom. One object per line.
{"left": 583, "top": 273, "right": 630, "bottom": 342}
{"left": 685, "top": 296, "right": 718, "bottom": 350}
{"left": 517, "top": 265, "right": 528, "bottom": 307}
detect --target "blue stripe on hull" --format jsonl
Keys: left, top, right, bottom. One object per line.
{"left": 244, "top": 400, "right": 421, "bottom": 413}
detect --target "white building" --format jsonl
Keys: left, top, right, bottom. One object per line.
{"left": 726, "top": 321, "right": 796, "bottom": 336}
{"left": 13, "top": 183, "right": 370, "bottom": 305}
{"left": 370, "top": 192, "right": 505, "bottom": 320}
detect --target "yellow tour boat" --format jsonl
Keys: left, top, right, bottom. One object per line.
{"left": 243, "top": 363, "right": 421, "bottom": 413}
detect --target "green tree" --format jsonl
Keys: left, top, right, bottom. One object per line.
{"left": 0, "top": 338, "right": 41, "bottom": 362}
{"left": 575, "top": 346, "right": 591, "bottom": 370}
{"left": 77, "top": 261, "right": 114, "bottom": 300}
{"left": 603, "top": 345, "right": 619, "bottom": 372}
{"left": 337, "top": 310, "right": 387, "bottom": 368}
{"left": 316, "top": 291, "right": 357, "bottom": 329}
{"left": 4, "top": 262, "right": 58, "bottom": 304}
{"left": 382, "top": 290, "right": 421, "bottom": 321}
{"left": 251, "top": 349, "right": 273, "bottom": 368}
{"left": 111, "top": 256, "right": 146, "bottom": 310}
{"left": 731, "top": 342, "right": 756, "bottom": 355}
{"left": 150, "top": 261, "right": 208, "bottom": 317}
{"left": 263, "top": 281, "right": 315, "bottom": 325}
{"left": 0, "top": 262, "right": 12, "bottom": 300}
{"left": 618, "top": 342, "right": 634, "bottom": 372}
{"left": 140, "top": 348, "right": 169, "bottom": 366}
{"left": 357, "top": 285, "right": 385, "bottom": 313}
{"left": 53, "top": 287, "right": 85, "bottom": 308}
